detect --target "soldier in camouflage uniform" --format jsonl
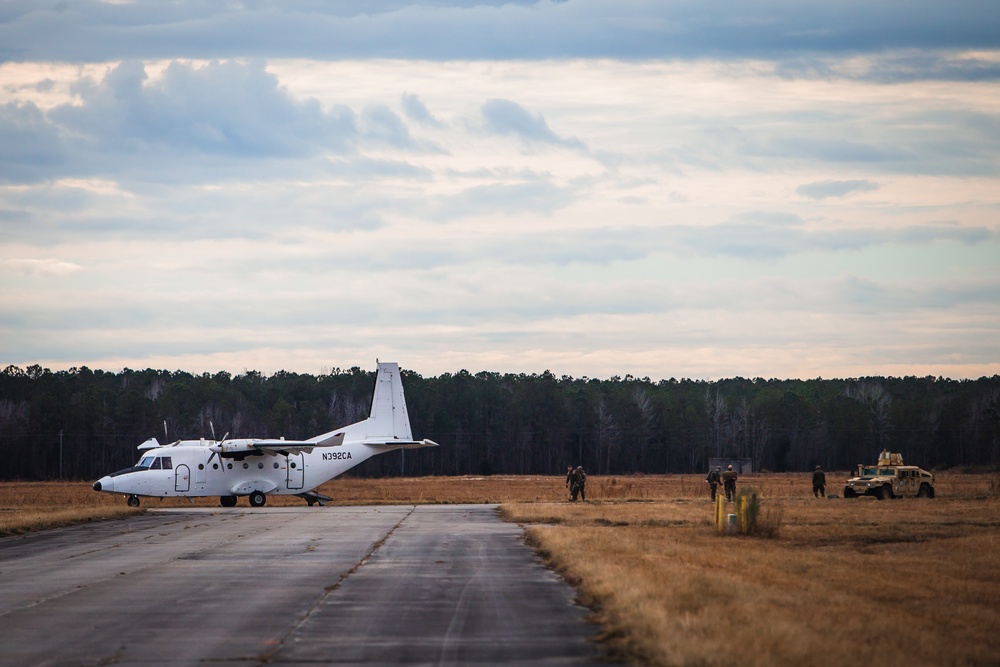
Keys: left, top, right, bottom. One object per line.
{"left": 569, "top": 466, "right": 587, "bottom": 501}
{"left": 722, "top": 464, "right": 738, "bottom": 501}
{"left": 812, "top": 465, "right": 826, "bottom": 498}
{"left": 706, "top": 466, "right": 721, "bottom": 501}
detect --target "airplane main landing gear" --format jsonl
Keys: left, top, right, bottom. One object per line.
{"left": 127, "top": 495, "right": 140, "bottom": 507}
{"left": 220, "top": 495, "right": 237, "bottom": 507}
{"left": 249, "top": 491, "right": 267, "bottom": 507}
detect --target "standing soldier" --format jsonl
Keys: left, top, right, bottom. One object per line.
{"left": 706, "top": 466, "right": 722, "bottom": 501}
{"left": 569, "top": 466, "right": 587, "bottom": 501}
{"left": 812, "top": 465, "right": 826, "bottom": 498}
{"left": 565, "top": 465, "right": 573, "bottom": 492}
{"left": 722, "top": 464, "right": 738, "bottom": 502}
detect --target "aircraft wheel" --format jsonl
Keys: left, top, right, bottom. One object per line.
{"left": 127, "top": 495, "right": 140, "bottom": 508}
{"left": 249, "top": 491, "right": 267, "bottom": 507}
{"left": 220, "top": 495, "right": 237, "bottom": 507}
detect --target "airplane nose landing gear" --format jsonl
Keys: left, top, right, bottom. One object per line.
{"left": 126, "top": 495, "right": 140, "bottom": 507}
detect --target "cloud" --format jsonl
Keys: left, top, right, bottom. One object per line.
{"left": 433, "top": 179, "right": 576, "bottom": 219}
{"left": 52, "top": 60, "right": 358, "bottom": 158}
{"left": 1, "top": 1, "right": 999, "bottom": 67}
{"left": 0, "top": 60, "right": 430, "bottom": 185}
{"left": 797, "top": 179, "right": 879, "bottom": 199}
{"left": 401, "top": 93, "right": 443, "bottom": 127}
{"left": 0, "top": 258, "right": 82, "bottom": 277}
{"left": 762, "top": 136, "right": 905, "bottom": 163}
{"left": 481, "top": 98, "right": 584, "bottom": 148}
{"left": 777, "top": 52, "right": 1000, "bottom": 83}
{"left": 0, "top": 101, "right": 68, "bottom": 184}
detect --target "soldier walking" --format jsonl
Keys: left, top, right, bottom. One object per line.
{"left": 722, "top": 464, "right": 738, "bottom": 502}
{"left": 569, "top": 466, "right": 587, "bottom": 501}
{"left": 812, "top": 465, "right": 826, "bottom": 498}
{"left": 706, "top": 466, "right": 721, "bottom": 501}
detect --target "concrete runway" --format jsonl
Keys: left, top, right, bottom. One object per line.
{"left": 0, "top": 505, "right": 608, "bottom": 666}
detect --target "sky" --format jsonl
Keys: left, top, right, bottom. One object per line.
{"left": 1, "top": 1, "right": 999, "bottom": 381}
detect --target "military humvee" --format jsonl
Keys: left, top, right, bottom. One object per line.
{"left": 843, "top": 450, "right": 935, "bottom": 500}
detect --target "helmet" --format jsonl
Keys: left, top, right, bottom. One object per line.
{"left": 716, "top": 466, "right": 721, "bottom": 471}
{"left": 727, "top": 464, "right": 733, "bottom": 470}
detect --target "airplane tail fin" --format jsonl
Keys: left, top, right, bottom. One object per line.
{"left": 312, "top": 361, "right": 437, "bottom": 449}
{"left": 366, "top": 361, "right": 413, "bottom": 441}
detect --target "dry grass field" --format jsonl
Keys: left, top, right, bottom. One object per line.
{"left": 3, "top": 472, "right": 999, "bottom": 666}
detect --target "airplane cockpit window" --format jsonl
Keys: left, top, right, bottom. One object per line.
{"left": 136, "top": 456, "right": 155, "bottom": 469}
{"left": 150, "top": 458, "right": 162, "bottom": 470}
{"left": 160, "top": 457, "right": 172, "bottom": 469}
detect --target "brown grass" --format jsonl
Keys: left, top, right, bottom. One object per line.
{"left": 3, "top": 473, "right": 999, "bottom": 666}
{"left": 502, "top": 473, "right": 1000, "bottom": 667}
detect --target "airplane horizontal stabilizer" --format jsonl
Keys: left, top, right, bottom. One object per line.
{"left": 366, "top": 439, "right": 439, "bottom": 450}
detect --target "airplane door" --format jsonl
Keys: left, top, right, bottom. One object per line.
{"left": 286, "top": 453, "right": 305, "bottom": 490}
{"left": 175, "top": 465, "right": 191, "bottom": 492}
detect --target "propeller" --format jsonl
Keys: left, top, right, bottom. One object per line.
{"left": 206, "top": 420, "right": 230, "bottom": 471}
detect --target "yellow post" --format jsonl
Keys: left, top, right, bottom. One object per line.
{"left": 738, "top": 494, "right": 748, "bottom": 534}
{"left": 715, "top": 491, "right": 725, "bottom": 533}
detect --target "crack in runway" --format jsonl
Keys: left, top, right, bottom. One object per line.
{"left": 256, "top": 506, "right": 417, "bottom": 664}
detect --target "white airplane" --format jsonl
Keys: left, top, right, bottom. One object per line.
{"left": 93, "top": 362, "right": 438, "bottom": 507}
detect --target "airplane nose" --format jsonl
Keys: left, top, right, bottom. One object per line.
{"left": 93, "top": 481, "right": 102, "bottom": 491}
{"left": 94, "top": 476, "right": 113, "bottom": 493}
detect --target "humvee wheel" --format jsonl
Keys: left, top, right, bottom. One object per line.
{"left": 843, "top": 487, "right": 856, "bottom": 498}
{"left": 918, "top": 483, "right": 933, "bottom": 498}
{"left": 876, "top": 484, "right": 893, "bottom": 500}
{"left": 127, "top": 495, "right": 140, "bottom": 508}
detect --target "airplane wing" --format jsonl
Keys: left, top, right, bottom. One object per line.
{"left": 211, "top": 432, "right": 345, "bottom": 458}
{"left": 250, "top": 432, "right": 345, "bottom": 454}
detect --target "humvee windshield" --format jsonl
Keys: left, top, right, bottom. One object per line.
{"left": 859, "top": 467, "right": 897, "bottom": 477}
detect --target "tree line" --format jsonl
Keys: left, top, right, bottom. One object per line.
{"left": 1, "top": 364, "right": 998, "bottom": 481}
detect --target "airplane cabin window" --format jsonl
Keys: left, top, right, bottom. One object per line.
{"left": 273, "top": 462, "right": 279, "bottom": 469}
{"left": 227, "top": 463, "right": 233, "bottom": 469}
{"left": 198, "top": 464, "right": 204, "bottom": 470}
{"left": 258, "top": 462, "right": 264, "bottom": 469}
{"left": 243, "top": 462, "right": 249, "bottom": 469}
{"left": 213, "top": 463, "right": 219, "bottom": 469}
